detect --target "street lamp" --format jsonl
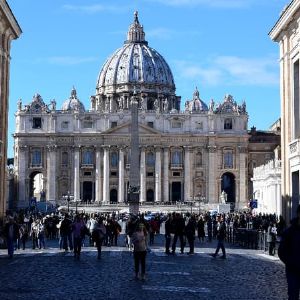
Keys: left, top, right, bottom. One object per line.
{"left": 63, "top": 191, "right": 73, "bottom": 213}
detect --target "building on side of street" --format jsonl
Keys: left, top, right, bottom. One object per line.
{"left": 0, "top": 0, "right": 21, "bottom": 219}
{"left": 270, "top": 0, "right": 300, "bottom": 220}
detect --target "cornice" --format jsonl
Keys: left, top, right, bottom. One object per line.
{"left": 0, "top": 0, "right": 22, "bottom": 38}
{"left": 269, "top": 0, "right": 300, "bottom": 41}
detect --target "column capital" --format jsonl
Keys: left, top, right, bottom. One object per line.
{"left": 46, "top": 144, "right": 57, "bottom": 152}
{"left": 19, "top": 145, "right": 28, "bottom": 152}
{"left": 207, "top": 145, "right": 217, "bottom": 153}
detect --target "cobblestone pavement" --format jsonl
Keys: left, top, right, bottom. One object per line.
{"left": 0, "top": 235, "right": 287, "bottom": 300}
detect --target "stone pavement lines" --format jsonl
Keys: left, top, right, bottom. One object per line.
{"left": 0, "top": 245, "right": 283, "bottom": 264}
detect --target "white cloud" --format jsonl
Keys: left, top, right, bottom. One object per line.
{"left": 62, "top": 4, "right": 128, "bottom": 14}
{"left": 46, "top": 56, "right": 98, "bottom": 66}
{"left": 173, "top": 55, "right": 279, "bottom": 86}
{"left": 146, "top": 0, "right": 256, "bottom": 8}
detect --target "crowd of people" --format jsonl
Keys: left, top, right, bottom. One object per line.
{"left": 1, "top": 207, "right": 299, "bottom": 298}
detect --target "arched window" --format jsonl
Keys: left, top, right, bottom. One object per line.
{"left": 111, "top": 152, "right": 118, "bottom": 168}
{"left": 224, "top": 118, "right": 232, "bottom": 130}
{"left": 83, "top": 149, "right": 93, "bottom": 165}
{"left": 146, "top": 152, "right": 155, "bottom": 167}
{"left": 61, "top": 152, "right": 68, "bottom": 166}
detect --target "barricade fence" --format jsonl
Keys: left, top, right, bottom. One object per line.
{"left": 225, "top": 227, "right": 278, "bottom": 253}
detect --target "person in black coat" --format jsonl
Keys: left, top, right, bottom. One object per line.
{"left": 212, "top": 215, "right": 227, "bottom": 259}
{"left": 4, "top": 216, "right": 19, "bottom": 258}
{"left": 278, "top": 205, "right": 300, "bottom": 300}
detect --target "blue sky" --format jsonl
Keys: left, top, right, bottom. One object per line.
{"left": 7, "top": 0, "right": 289, "bottom": 158}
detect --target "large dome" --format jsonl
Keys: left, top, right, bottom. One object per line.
{"left": 96, "top": 12, "right": 175, "bottom": 96}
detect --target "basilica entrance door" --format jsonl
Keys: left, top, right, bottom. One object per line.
{"left": 146, "top": 189, "right": 154, "bottom": 202}
{"left": 171, "top": 182, "right": 181, "bottom": 202}
{"left": 110, "top": 189, "right": 118, "bottom": 203}
{"left": 83, "top": 181, "right": 93, "bottom": 203}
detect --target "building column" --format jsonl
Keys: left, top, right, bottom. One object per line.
{"left": 163, "top": 147, "right": 169, "bottom": 202}
{"left": 208, "top": 145, "right": 217, "bottom": 204}
{"left": 276, "top": 182, "right": 281, "bottom": 216}
{"left": 74, "top": 146, "right": 80, "bottom": 202}
{"left": 238, "top": 147, "right": 247, "bottom": 210}
{"left": 103, "top": 146, "right": 110, "bottom": 203}
{"left": 18, "top": 145, "right": 28, "bottom": 208}
{"left": 140, "top": 147, "right": 146, "bottom": 203}
{"left": 95, "top": 147, "right": 102, "bottom": 203}
{"left": 184, "top": 147, "right": 192, "bottom": 202}
{"left": 46, "top": 145, "right": 57, "bottom": 204}
{"left": 155, "top": 147, "right": 162, "bottom": 202}
{"left": 118, "top": 147, "right": 125, "bottom": 203}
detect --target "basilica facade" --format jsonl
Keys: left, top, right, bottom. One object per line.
{"left": 14, "top": 12, "right": 257, "bottom": 211}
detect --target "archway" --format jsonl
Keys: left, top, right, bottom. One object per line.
{"left": 171, "top": 182, "right": 181, "bottom": 202}
{"left": 221, "top": 172, "right": 235, "bottom": 204}
{"left": 110, "top": 189, "right": 118, "bottom": 203}
{"left": 146, "top": 189, "right": 154, "bottom": 202}
{"left": 29, "top": 172, "right": 44, "bottom": 201}
{"left": 83, "top": 181, "right": 93, "bottom": 203}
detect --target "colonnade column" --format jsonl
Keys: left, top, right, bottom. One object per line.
{"left": 238, "top": 147, "right": 247, "bottom": 210}
{"left": 208, "top": 145, "right": 217, "bottom": 204}
{"left": 74, "top": 146, "right": 80, "bottom": 202}
{"left": 155, "top": 147, "right": 162, "bottom": 202}
{"left": 103, "top": 146, "right": 110, "bottom": 203}
{"left": 140, "top": 147, "right": 146, "bottom": 203}
{"left": 95, "top": 147, "right": 102, "bottom": 203}
{"left": 118, "top": 147, "right": 125, "bottom": 203}
{"left": 184, "top": 147, "right": 191, "bottom": 202}
{"left": 46, "top": 145, "right": 57, "bottom": 204}
{"left": 163, "top": 147, "right": 169, "bottom": 203}
{"left": 18, "top": 145, "right": 28, "bottom": 208}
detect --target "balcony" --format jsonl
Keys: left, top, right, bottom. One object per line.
{"left": 81, "top": 163, "right": 94, "bottom": 169}
{"left": 170, "top": 163, "right": 183, "bottom": 170}
{"left": 30, "top": 163, "right": 43, "bottom": 169}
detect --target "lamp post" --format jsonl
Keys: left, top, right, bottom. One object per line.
{"left": 66, "top": 191, "right": 71, "bottom": 212}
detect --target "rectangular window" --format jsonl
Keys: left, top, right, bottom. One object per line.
{"left": 61, "top": 121, "right": 69, "bottom": 129}
{"left": 110, "top": 171, "right": 117, "bottom": 176}
{"left": 196, "top": 122, "right": 203, "bottom": 130}
{"left": 83, "top": 121, "right": 93, "bottom": 129}
{"left": 31, "top": 149, "right": 42, "bottom": 167}
{"left": 294, "top": 60, "right": 299, "bottom": 138}
{"left": 173, "top": 171, "right": 181, "bottom": 176}
{"left": 84, "top": 171, "right": 92, "bottom": 176}
{"left": 172, "top": 121, "right": 182, "bottom": 128}
{"left": 147, "top": 172, "right": 154, "bottom": 177}
{"left": 147, "top": 122, "right": 154, "bottom": 128}
{"left": 32, "top": 117, "right": 42, "bottom": 129}
{"left": 111, "top": 122, "right": 118, "bottom": 128}
{"left": 224, "top": 152, "right": 233, "bottom": 169}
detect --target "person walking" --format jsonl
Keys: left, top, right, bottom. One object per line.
{"left": 164, "top": 213, "right": 173, "bottom": 254}
{"left": 171, "top": 213, "right": 185, "bottom": 254}
{"left": 60, "top": 214, "right": 73, "bottom": 252}
{"left": 197, "top": 215, "right": 206, "bottom": 243}
{"left": 3, "top": 216, "right": 19, "bottom": 258}
{"left": 267, "top": 221, "right": 277, "bottom": 256}
{"left": 278, "top": 205, "right": 300, "bottom": 300}
{"left": 211, "top": 215, "right": 227, "bottom": 259}
{"left": 92, "top": 217, "right": 106, "bottom": 260}
{"left": 131, "top": 223, "right": 148, "bottom": 281}
{"left": 185, "top": 215, "right": 196, "bottom": 255}
{"left": 72, "top": 215, "right": 89, "bottom": 260}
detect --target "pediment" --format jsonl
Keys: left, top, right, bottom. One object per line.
{"left": 104, "top": 122, "right": 161, "bottom": 135}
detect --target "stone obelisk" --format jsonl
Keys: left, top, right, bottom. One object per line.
{"left": 128, "top": 88, "right": 140, "bottom": 215}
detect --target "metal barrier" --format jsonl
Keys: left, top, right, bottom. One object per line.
{"left": 226, "top": 228, "right": 269, "bottom": 251}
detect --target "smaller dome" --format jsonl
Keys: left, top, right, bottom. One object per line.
{"left": 186, "top": 87, "right": 208, "bottom": 112}
{"left": 61, "top": 87, "right": 85, "bottom": 112}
